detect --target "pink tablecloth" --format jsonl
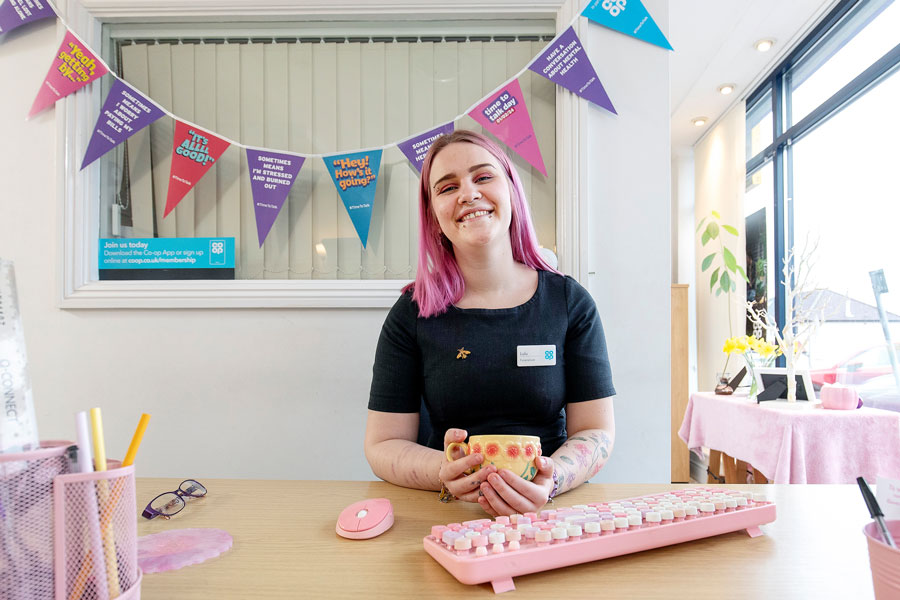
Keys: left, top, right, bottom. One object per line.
{"left": 678, "top": 392, "right": 900, "bottom": 484}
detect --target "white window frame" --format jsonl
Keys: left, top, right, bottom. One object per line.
{"left": 59, "top": 0, "right": 589, "bottom": 308}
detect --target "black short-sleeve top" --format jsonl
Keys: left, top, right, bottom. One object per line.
{"left": 368, "top": 269, "right": 616, "bottom": 456}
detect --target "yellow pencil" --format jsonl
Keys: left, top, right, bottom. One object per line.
{"left": 90, "top": 408, "right": 107, "bottom": 473}
{"left": 90, "top": 408, "right": 122, "bottom": 598}
{"left": 122, "top": 414, "right": 150, "bottom": 467}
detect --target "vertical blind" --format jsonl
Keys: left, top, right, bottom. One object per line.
{"left": 114, "top": 36, "right": 556, "bottom": 280}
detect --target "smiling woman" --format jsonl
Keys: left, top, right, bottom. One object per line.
{"left": 363, "top": 130, "right": 617, "bottom": 517}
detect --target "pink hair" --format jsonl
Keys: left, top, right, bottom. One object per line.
{"left": 405, "top": 130, "right": 558, "bottom": 318}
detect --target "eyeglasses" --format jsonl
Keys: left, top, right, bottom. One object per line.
{"left": 141, "top": 479, "right": 207, "bottom": 519}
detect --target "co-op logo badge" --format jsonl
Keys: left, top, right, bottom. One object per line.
{"left": 209, "top": 240, "right": 226, "bottom": 265}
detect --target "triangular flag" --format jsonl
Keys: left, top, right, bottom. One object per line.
{"left": 582, "top": 0, "right": 673, "bottom": 51}
{"left": 81, "top": 79, "right": 165, "bottom": 170}
{"left": 397, "top": 122, "right": 455, "bottom": 173}
{"left": 529, "top": 27, "right": 616, "bottom": 115}
{"left": 29, "top": 29, "right": 108, "bottom": 118}
{"left": 0, "top": 0, "right": 56, "bottom": 35}
{"left": 246, "top": 149, "right": 305, "bottom": 247}
{"left": 323, "top": 150, "right": 382, "bottom": 248}
{"left": 468, "top": 80, "right": 546, "bottom": 176}
{"left": 164, "top": 121, "right": 230, "bottom": 217}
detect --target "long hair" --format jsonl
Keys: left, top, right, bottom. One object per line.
{"left": 405, "top": 130, "right": 558, "bottom": 318}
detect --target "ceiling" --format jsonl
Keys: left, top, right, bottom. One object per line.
{"left": 669, "top": 0, "right": 839, "bottom": 148}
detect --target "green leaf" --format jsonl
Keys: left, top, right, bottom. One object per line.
{"left": 701, "top": 231, "right": 711, "bottom": 246}
{"left": 711, "top": 210, "right": 721, "bottom": 219}
{"left": 731, "top": 280, "right": 736, "bottom": 292}
{"left": 720, "top": 270, "right": 731, "bottom": 292}
{"left": 736, "top": 265, "right": 749, "bottom": 282}
{"left": 716, "top": 287, "right": 723, "bottom": 297}
{"left": 701, "top": 253, "right": 716, "bottom": 271}
{"left": 560, "top": 456, "right": 575, "bottom": 465}
{"left": 709, "top": 267, "right": 720, "bottom": 292}
{"left": 723, "top": 225, "right": 739, "bottom": 236}
{"left": 705, "top": 222, "right": 720, "bottom": 241}
{"left": 695, "top": 217, "right": 707, "bottom": 233}
{"left": 600, "top": 447, "right": 608, "bottom": 459}
{"left": 723, "top": 247, "right": 737, "bottom": 272}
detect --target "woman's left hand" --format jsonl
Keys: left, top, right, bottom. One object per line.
{"left": 477, "top": 456, "right": 555, "bottom": 516}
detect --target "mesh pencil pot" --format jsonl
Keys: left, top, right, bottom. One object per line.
{"left": 0, "top": 441, "right": 73, "bottom": 600}
{"left": 53, "top": 462, "right": 142, "bottom": 600}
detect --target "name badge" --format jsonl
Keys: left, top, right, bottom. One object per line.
{"left": 517, "top": 345, "right": 557, "bottom": 367}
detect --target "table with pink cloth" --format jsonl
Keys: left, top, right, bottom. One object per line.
{"left": 678, "top": 391, "right": 900, "bottom": 484}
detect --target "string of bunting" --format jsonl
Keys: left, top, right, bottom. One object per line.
{"left": 1, "top": 0, "right": 671, "bottom": 248}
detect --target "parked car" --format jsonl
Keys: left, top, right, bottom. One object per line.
{"left": 856, "top": 374, "right": 900, "bottom": 413}
{"left": 808, "top": 343, "right": 900, "bottom": 389}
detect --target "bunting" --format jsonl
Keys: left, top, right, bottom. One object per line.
{"left": 468, "top": 80, "right": 547, "bottom": 176}
{"left": 397, "top": 122, "right": 455, "bottom": 173}
{"left": 324, "top": 150, "right": 382, "bottom": 248}
{"left": 165, "top": 121, "right": 231, "bottom": 217}
{"left": 3, "top": 0, "right": 677, "bottom": 253}
{"left": 81, "top": 78, "right": 165, "bottom": 170}
{"left": 582, "top": 0, "right": 673, "bottom": 51}
{"left": 247, "top": 149, "right": 305, "bottom": 247}
{"left": 529, "top": 26, "right": 615, "bottom": 114}
{"left": 0, "top": 0, "right": 55, "bottom": 35}
{"left": 29, "top": 29, "right": 108, "bottom": 118}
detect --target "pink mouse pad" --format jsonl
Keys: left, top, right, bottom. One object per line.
{"left": 138, "top": 528, "right": 233, "bottom": 573}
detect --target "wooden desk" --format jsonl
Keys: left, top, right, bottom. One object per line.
{"left": 136, "top": 479, "right": 877, "bottom": 599}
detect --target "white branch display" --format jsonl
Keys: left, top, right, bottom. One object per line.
{"left": 746, "top": 239, "right": 824, "bottom": 402}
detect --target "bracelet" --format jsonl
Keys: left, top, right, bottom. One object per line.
{"left": 548, "top": 465, "right": 560, "bottom": 502}
{"left": 439, "top": 481, "right": 454, "bottom": 503}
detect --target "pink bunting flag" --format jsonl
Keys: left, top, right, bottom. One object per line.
{"left": 468, "top": 79, "right": 546, "bottom": 176}
{"left": 29, "top": 29, "right": 108, "bottom": 119}
{"left": 165, "top": 121, "right": 231, "bottom": 218}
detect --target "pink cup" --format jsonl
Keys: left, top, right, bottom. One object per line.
{"left": 821, "top": 384, "right": 860, "bottom": 410}
{"left": 863, "top": 520, "right": 900, "bottom": 599}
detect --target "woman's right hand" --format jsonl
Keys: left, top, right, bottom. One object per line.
{"left": 439, "top": 428, "right": 497, "bottom": 503}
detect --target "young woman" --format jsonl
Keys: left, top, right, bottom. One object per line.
{"left": 364, "top": 130, "right": 616, "bottom": 516}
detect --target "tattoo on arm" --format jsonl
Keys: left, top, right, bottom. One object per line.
{"left": 552, "top": 429, "right": 612, "bottom": 495}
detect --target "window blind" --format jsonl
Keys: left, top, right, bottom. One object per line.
{"left": 116, "top": 37, "right": 556, "bottom": 280}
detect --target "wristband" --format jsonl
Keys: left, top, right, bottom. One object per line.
{"left": 548, "top": 464, "right": 560, "bottom": 501}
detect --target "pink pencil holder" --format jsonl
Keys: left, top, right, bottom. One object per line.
{"left": 0, "top": 441, "right": 141, "bottom": 600}
{"left": 864, "top": 520, "right": 900, "bottom": 600}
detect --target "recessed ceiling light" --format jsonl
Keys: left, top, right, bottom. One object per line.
{"left": 718, "top": 83, "right": 736, "bottom": 95}
{"left": 692, "top": 117, "right": 708, "bottom": 127}
{"left": 755, "top": 39, "right": 775, "bottom": 52}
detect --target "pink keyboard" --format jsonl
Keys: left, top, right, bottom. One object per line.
{"left": 423, "top": 486, "right": 776, "bottom": 593}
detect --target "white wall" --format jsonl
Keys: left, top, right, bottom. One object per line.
{"left": 672, "top": 145, "right": 699, "bottom": 395}
{"left": 585, "top": 0, "right": 671, "bottom": 484}
{"left": 0, "top": 8, "right": 671, "bottom": 483}
{"left": 693, "top": 103, "right": 747, "bottom": 391}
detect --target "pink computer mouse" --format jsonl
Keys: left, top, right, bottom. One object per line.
{"left": 336, "top": 498, "right": 394, "bottom": 540}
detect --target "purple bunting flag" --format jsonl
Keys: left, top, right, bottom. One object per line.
{"left": 0, "top": 0, "right": 55, "bottom": 35}
{"left": 529, "top": 27, "right": 616, "bottom": 115}
{"left": 397, "top": 122, "right": 454, "bottom": 173}
{"left": 246, "top": 149, "right": 306, "bottom": 247}
{"left": 81, "top": 79, "right": 165, "bottom": 170}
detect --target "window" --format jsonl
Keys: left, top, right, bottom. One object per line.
{"left": 745, "top": 0, "right": 900, "bottom": 411}
{"left": 100, "top": 26, "right": 557, "bottom": 281}
{"left": 62, "top": 1, "right": 586, "bottom": 307}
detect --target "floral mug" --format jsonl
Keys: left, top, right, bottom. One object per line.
{"left": 445, "top": 435, "right": 542, "bottom": 481}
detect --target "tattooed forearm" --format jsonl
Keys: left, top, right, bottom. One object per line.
{"left": 551, "top": 429, "right": 614, "bottom": 495}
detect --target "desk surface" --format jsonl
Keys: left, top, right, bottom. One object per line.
{"left": 136, "top": 479, "right": 877, "bottom": 599}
